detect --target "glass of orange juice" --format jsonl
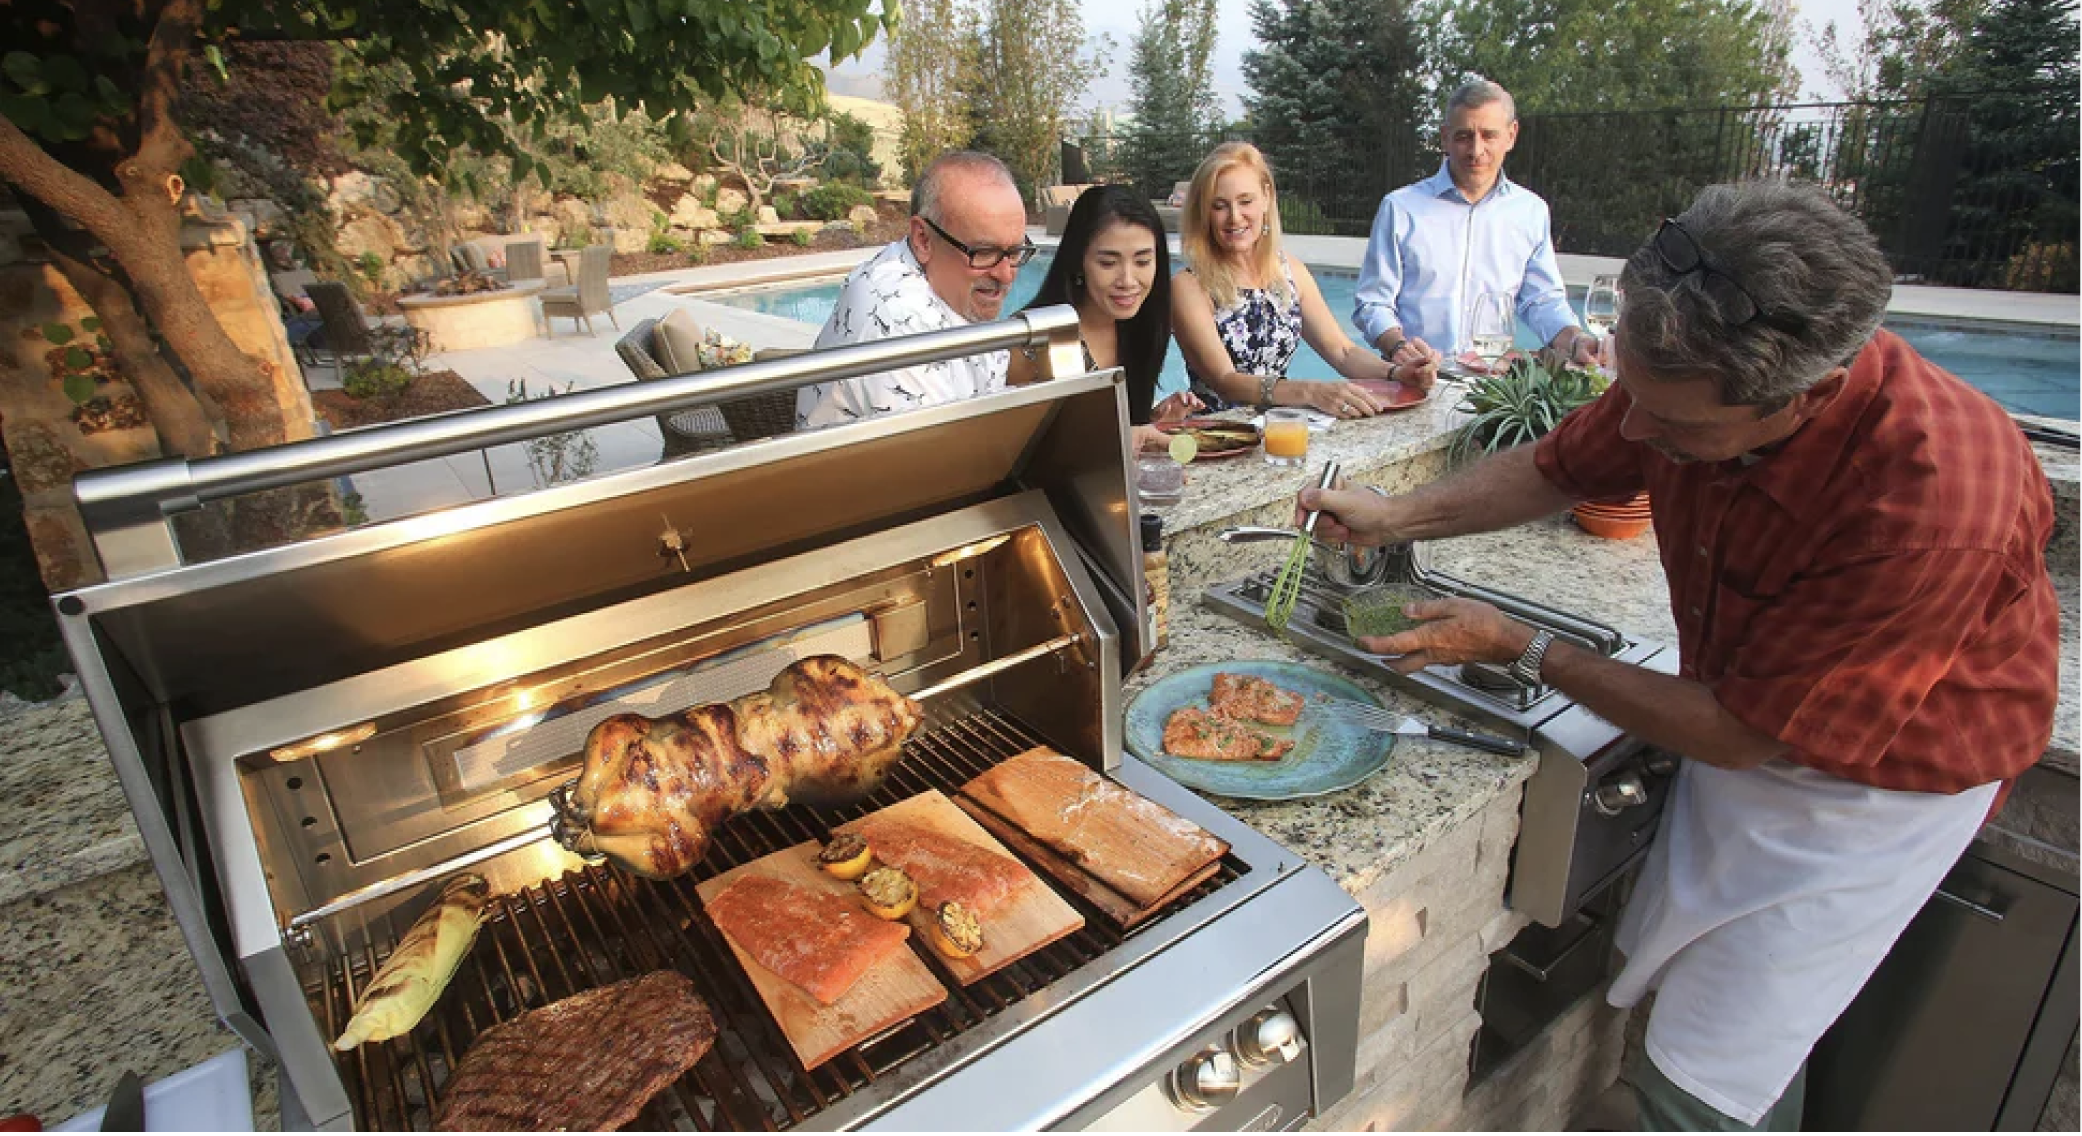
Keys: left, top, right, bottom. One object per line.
{"left": 1264, "top": 408, "right": 1310, "bottom": 466}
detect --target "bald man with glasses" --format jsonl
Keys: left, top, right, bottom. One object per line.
{"left": 796, "top": 151, "right": 1038, "bottom": 429}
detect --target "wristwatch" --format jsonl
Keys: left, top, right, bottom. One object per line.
{"left": 1508, "top": 629, "right": 1555, "bottom": 687}
{"left": 1257, "top": 374, "right": 1280, "bottom": 409}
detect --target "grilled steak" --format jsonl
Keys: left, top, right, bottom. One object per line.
{"left": 433, "top": 970, "right": 716, "bottom": 1131}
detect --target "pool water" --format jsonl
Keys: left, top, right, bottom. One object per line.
{"left": 705, "top": 254, "right": 2079, "bottom": 420}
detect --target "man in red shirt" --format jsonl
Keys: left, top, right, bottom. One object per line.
{"left": 1302, "top": 181, "right": 2058, "bottom": 1130}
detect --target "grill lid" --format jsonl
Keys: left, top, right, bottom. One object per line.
{"left": 63, "top": 364, "right": 1142, "bottom": 719}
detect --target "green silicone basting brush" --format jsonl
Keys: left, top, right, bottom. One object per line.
{"left": 1264, "top": 460, "right": 1343, "bottom": 631}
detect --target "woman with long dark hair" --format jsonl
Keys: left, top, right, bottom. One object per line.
{"left": 1011, "top": 185, "right": 1201, "bottom": 448}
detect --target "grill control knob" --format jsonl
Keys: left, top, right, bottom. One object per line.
{"left": 1167, "top": 1045, "right": 1241, "bottom": 1111}
{"left": 1643, "top": 751, "right": 1678, "bottom": 777}
{"left": 1236, "top": 1007, "right": 1304, "bottom": 1067}
{"left": 1591, "top": 774, "right": 1649, "bottom": 816}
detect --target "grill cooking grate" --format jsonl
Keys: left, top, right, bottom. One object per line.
{"left": 316, "top": 708, "right": 1242, "bottom": 1130}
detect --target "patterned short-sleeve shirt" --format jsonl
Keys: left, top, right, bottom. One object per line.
{"left": 795, "top": 239, "right": 1008, "bottom": 429}
{"left": 1534, "top": 330, "right": 2060, "bottom": 798}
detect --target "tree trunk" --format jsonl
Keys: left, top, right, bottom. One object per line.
{"left": 17, "top": 198, "right": 225, "bottom": 459}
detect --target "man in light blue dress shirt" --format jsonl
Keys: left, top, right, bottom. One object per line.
{"left": 1353, "top": 81, "right": 1599, "bottom": 383}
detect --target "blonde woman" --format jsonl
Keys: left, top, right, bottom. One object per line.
{"left": 1171, "top": 143, "right": 1430, "bottom": 419}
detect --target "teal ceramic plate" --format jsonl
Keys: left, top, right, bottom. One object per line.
{"left": 1124, "top": 661, "right": 1394, "bottom": 801}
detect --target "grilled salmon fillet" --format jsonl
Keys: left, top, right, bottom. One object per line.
{"left": 850, "top": 818, "right": 1032, "bottom": 917}
{"left": 1162, "top": 707, "right": 1292, "bottom": 761}
{"left": 705, "top": 874, "right": 912, "bottom": 1005}
{"left": 1209, "top": 673, "right": 1306, "bottom": 726}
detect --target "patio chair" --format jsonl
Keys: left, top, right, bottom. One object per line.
{"left": 1042, "top": 184, "right": 1094, "bottom": 236}
{"left": 502, "top": 238, "right": 569, "bottom": 287}
{"left": 304, "top": 281, "right": 378, "bottom": 385}
{"left": 540, "top": 245, "right": 617, "bottom": 337}
{"left": 615, "top": 311, "right": 801, "bottom": 457}
{"left": 450, "top": 241, "right": 500, "bottom": 279}
{"left": 269, "top": 267, "right": 323, "bottom": 364}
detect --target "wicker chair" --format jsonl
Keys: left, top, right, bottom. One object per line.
{"left": 503, "top": 238, "right": 569, "bottom": 287}
{"left": 615, "top": 316, "right": 802, "bottom": 456}
{"left": 540, "top": 245, "right": 617, "bottom": 336}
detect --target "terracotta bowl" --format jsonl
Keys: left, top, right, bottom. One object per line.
{"left": 1572, "top": 510, "right": 1653, "bottom": 539}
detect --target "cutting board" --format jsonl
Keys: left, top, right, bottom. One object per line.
{"left": 696, "top": 842, "right": 946, "bottom": 1071}
{"left": 837, "top": 791, "right": 1084, "bottom": 985}
{"left": 957, "top": 747, "right": 1229, "bottom": 930}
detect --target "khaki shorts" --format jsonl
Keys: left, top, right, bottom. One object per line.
{"left": 1631, "top": 1050, "right": 1807, "bottom": 1132}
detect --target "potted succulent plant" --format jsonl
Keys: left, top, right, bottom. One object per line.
{"left": 1450, "top": 356, "right": 1652, "bottom": 539}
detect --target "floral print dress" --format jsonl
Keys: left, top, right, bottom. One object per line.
{"left": 1186, "top": 255, "right": 1303, "bottom": 410}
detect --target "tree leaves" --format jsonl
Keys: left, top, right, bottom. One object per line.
{"left": 40, "top": 323, "right": 75, "bottom": 345}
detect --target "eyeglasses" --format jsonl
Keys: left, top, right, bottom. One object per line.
{"left": 919, "top": 215, "right": 1038, "bottom": 270}
{"left": 1652, "top": 219, "right": 1807, "bottom": 336}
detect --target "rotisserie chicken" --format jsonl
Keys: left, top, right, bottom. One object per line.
{"left": 550, "top": 655, "right": 923, "bottom": 878}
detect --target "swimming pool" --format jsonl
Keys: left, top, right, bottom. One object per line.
{"left": 704, "top": 254, "right": 2080, "bottom": 420}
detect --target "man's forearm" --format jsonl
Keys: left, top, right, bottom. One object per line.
{"left": 1384, "top": 445, "right": 1577, "bottom": 540}
{"left": 1541, "top": 641, "right": 1784, "bottom": 770}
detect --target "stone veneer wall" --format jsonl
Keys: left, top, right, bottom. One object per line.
{"left": 0, "top": 201, "right": 318, "bottom": 588}
{"left": 1304, "top": 788, "right": 1631, "bottom": 1132}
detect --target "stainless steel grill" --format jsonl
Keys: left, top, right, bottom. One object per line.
{"left": 322, "top": 710, "right": 1242, "bottom": 1131}
{"left": 60, "top": 315, "right": 1365, "bottom": 1132}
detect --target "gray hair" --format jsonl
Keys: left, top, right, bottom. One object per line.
{"left": 1446, "top": 80, "right": 1516, "bottom": 123}
{"left": 1618, "top": 180, "right": 1890, "bottom": 409}
{"left": 910, "top": 151, "right": 1017, "bottom": 222}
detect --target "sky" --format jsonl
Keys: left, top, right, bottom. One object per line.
{"left": 826, "top": 0, "right": 1870, "bottom": 115}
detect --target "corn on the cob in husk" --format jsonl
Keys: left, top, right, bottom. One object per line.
{"left": 332, "top": 874, "right": 490, "bottom": 1050}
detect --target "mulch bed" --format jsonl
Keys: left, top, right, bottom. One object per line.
{"left": 312, "top": 368, "right": 490, "bottom": 430}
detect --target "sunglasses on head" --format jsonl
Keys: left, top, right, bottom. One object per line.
{"left": 919, "top": 215, "right": 1038, "bottom": 270}
{"left": 1652, "top": 219, "right": 1808, "bottom": 336}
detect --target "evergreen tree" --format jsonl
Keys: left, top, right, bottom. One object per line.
{"left": 1241, "top": 0, "right": 1428, "bottom": 234}
{"left": 971, "top": 0, "right": 1108, "bottom": 202}
{"left": 886, "top": 0, "right": 983, "bottom": 184}
{"left": 1123, "top": 0, "right": 1222, "bottom": 199}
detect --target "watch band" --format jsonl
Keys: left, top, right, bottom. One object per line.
{"left": 1508, "top": 630, "right": 1555, "bottom": 686}
{"left": 1257, "top": 374, "right": 1279, "bottom": 409}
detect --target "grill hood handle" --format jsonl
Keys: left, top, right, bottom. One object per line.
{"left": 74, "top": 306, "right": 1086, "bottom": 579}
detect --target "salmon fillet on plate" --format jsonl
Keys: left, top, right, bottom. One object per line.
{"left": 1162, "top": 706, "right": 1293, "bottom": 761}
{"left": 1208, "top": 672, "right": 1306, "bottom": 726}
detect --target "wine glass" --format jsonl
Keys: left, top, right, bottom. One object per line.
{"left": 1583, "top": 275, "right": 1622, "bottom": 340}
{"left": 1467, "top": 290, "right": 1515, "bottom": 371}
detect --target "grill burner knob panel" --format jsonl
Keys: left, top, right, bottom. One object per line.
{"left": 1591, "top": 774, "right": 1650, "bottom": 816}
{"left": 1235, "top": 1007, "right": 1304, "bottom": 1067}
{"left": 1168, "top": 1045, "right": 1241, "bottom": 1111}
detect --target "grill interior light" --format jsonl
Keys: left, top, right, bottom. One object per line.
{"left": 929, "top": 533, "right": 1013, "bottom": 569}
{"left": 268, "top": 721, "right": 378, "bottom": 763}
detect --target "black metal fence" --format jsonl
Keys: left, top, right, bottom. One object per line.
{"left": 1072, "top": 95, "right": 2077, "bottom": 292}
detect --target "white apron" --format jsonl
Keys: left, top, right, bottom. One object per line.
{"left": 1607, "top": 758, "right": 1997, "bottom": 1124}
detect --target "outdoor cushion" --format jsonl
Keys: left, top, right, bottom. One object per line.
{"left": 653, "top": 307, "right": 707, "bottom": 375}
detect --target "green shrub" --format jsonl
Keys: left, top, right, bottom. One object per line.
{"left": 818, "top": 111, "right": 882, "bottom": 186}
{"left": 355, "top": 251, "right": 386, "bottom": 281}
{"left": 343, "top": 360, "right": 415, "bottom": 400}
{"left": 799, "top": 183, "right": 874, "bottom": 221}
{"left": 1279, "top": 195, "right": 1334, "bottom": 236}
{"left": 774, "top": 191, "right": 799, "bottom": 219}
{"left": 685, "top": 241, "right": 710, "bottom": 264}
{"left": 734, "top": 227, "right": 764, "bottom": 250}
{"left": 790, "top": 228, "right": 815, "bottom": 247}
{"left": 648, "top": 230, "right": 685, "bottom": 254}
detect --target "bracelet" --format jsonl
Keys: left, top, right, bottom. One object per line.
{"left": 1257, "top": 374, "right": 1280, "bottom": 408}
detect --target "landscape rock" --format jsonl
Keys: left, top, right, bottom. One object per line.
{"left": 715, "top": 187, "right": 749, "bottom": 217}
{"left": 655, "top": 161, "right": 695, "bottom": 182}
{"left": 328, "top": 171, "right": 402, "bottom": 218}
{"left": 756, "top": 205, "right": 781, "bottom": 226}
{"left": 691, "top": 173, "right": 719, "bottom": 196}
{"left": 227, "top": 198, "right": 290, "bottom": 239}
{"left": 603, "top": 192, "right": 662, "bottom": 235}
{"left": 848, "top": 204, "right": 879, "bottom": 226}
{"left": 670, "top": 195, "right": 720, "bottom": 230}
{"left": 333, "top": 213, "right": 404, "bottom": 265}
{"left": 697, "top": 230, "right": 733, "bottom": 246}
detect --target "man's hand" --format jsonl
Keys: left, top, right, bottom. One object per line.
{"left": 1356, "top": 598, "right": 1535, "bottom": 675}
{"left": 1295, "top": 484, "right": 1397, "bottom": 544}
{"left": 1551, "top": 328, "right": 1601, "bottom": 368}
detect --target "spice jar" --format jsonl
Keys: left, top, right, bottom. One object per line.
{"left": 1139, "top": 513, "right": 1170, "bottom": 656}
